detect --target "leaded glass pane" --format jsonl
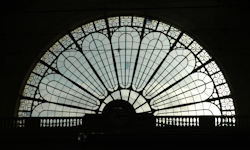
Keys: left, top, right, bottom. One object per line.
{"left": 18, "top": 16, "right": 235, "bottom": 118}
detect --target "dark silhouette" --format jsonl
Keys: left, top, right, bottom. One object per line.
{"left": 1, "top": 0, "right": 250, "bottom": 150}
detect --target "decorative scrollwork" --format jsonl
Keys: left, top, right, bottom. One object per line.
{"left": 18, "top": 16, "right": 235, "bottom": 117}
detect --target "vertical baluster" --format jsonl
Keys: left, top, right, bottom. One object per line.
{"left": 51, "top": 118, "right": 53, "bottom": 127}
{"left": 40, "top": 119, "right": 43, "bottom": 127}
{"left": 224, "top": 117, "right": 227, "bottom": 126}
{"left": 20, "top": 119, "right": 22, "bottom": 128}
{"left": 219, "top": 117, "right": 221, "bottom": 127}
{"left": 229, "top": 117, "right": 231, "bottom": 127}
{"left": 159, "top": 117, "right": 162, "bottom": 127}
{"left": 163, "top": 117, "right": 166, "bottom": 127}
{"left": 50, "top": 118, "right": 53, "bottom": 127}
{"left": 183, "top": 117, "right": 185, "bottom": 127}
{"left": 193, "top": 117, "right": 196, "bottom": 126}
{"left": 43, "top": 118, "right": 45, "bottom": 127}
{"left": 215, "top": 117, "right": 217, "bottom": 127}
{"left": 233, "top": 117, "right": 236, "bottom": 126}
{"left": 197, "top": 117, "right": 199, "bottom": 126}
{"left": 43, "top": 119, "right": 45, "bottom": 127}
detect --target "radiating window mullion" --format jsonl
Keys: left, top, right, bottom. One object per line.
{"left": 130, "top": 17, "right": 147, "bottom": 88}
{"left": 140, "top": 32, "right": 184, "bottom": 95}
{"left": 89, "top": 34, "right": 114, "bottom": 90}
{"left": 60, "top": 53, "right": 105, "bottom": 96}
{"left": 137, "top": 33, "right": 163, "bottom": 89}
{"left": 153, "top": 80, "right": 210, "bottom": 107}
{"left": 105, "top": 17, "right": 121, "bottom": 88}
{"left": 146, "top": 52, "right": 192, "bottom": 96}
{"left": 42, "top": 80, "right": 98, "bottom": 107}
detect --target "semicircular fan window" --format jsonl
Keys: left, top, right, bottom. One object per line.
{"left": 18, "top": 16, "right": 235, "bottom": 118}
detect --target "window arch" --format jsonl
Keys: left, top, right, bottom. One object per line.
{"left": 18, "top": 16, "right": 235, "bottom": 117}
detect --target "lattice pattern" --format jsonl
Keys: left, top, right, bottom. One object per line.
{"left": 18, "top": 16, "right": 235, "bottom": 117}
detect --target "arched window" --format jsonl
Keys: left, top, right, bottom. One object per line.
{"left": 18, "top": 16, "right": 235, "bottom": 117}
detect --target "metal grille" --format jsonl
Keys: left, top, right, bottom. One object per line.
{"left": 18, "top": 16, "right": 235, "bottom": 121}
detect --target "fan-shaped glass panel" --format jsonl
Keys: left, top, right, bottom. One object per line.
{"left": 18, "top": 16, "right": 235, "bottom": 118}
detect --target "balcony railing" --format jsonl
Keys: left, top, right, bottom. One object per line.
{"left": 0, "top": 115, "right": 249, "bottom": 129}
{"left": 155, "top": 116, "right": 237, "bottom": 127}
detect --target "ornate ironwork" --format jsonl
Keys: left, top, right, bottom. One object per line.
{"left": 18, "top": 16, "right": 235, "bottom": 120}
{"left": 0, "top": 116, "right": 239, "bottom": 128}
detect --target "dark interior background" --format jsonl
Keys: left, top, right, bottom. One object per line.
{"left": 1, "top": 0, "right": 250, "bottom": 117}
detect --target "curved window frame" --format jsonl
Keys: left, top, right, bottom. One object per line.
{"left": 17, "top": 16, "right": 236, "bottom": 118}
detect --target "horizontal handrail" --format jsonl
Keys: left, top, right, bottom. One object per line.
{"left": 155, "top": 116, "right": 238, "bottom": 127}
{"left": 0, "top": 117, "right": 83, "bottom": 128}
{"left": 0, "top": 116, "right": 249, "bottom": 129}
